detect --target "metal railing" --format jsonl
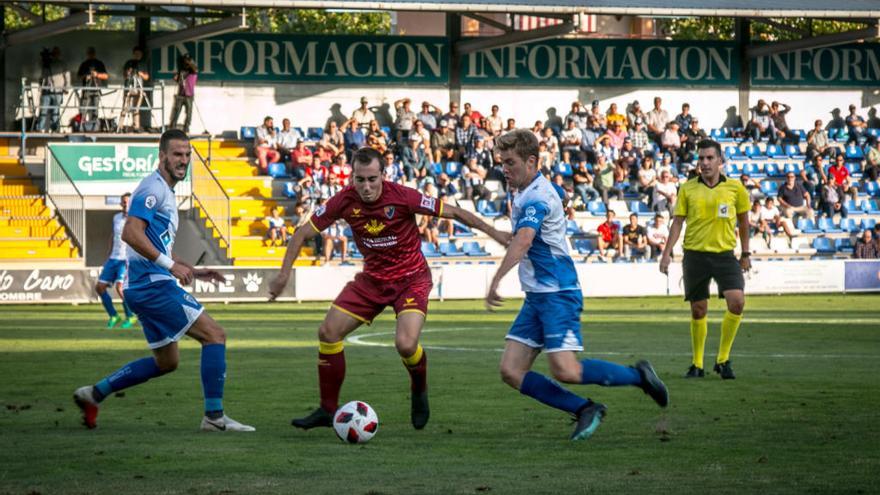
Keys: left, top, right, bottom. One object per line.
{"left": 45, "top": 145, "right": 85, "bottom": 254}
{"left": 190, "top": 137, "right": 231, "bottom": 249}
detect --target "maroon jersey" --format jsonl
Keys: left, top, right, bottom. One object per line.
{"left": 308, "top": 181, "right": 443, "bottom": 281}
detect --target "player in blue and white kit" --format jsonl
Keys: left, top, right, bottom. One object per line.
{"left": 74, "top": 129, "right": 254, "bottom": 432}
{"left": 95, "top": 193, "right": 137, "bottom": 329}
{"left": 486, "top": 129, "right": 669, "bottom": 441}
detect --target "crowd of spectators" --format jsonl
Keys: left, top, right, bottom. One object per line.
{"left": 250, "top": 95, "right": 880, "bottom": 262}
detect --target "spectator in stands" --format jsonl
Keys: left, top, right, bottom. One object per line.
{"left": 845, "top": 104, "right": 868, "bottom": 146}
{"left": 169, "top": 53, "right": 197, "bottom": 134}
{"left": 340, "top": 118, "right": 366, "bottom": 160}
{"left": 646, "top": 213, "right": 668, "bottom": 260}
{"left": 622, "top": 213, "right": 647, "bottom": 260}
{"left": 382, "top": 150, "right": 403, "bottom": 184}
{"left": 254, "top": 116, "right": 280, "bottom": 173}
{"left": 565, "top": 101, "right": 587, "bottom": 129}
{"left": 277, "top": 118, "right": 301, "bottom": 156}
{"left": 746, "top": 99, "right": 775, "bottom": 144}
{"left": 290, "top": 139, "right": 312, "bottom": 179}
{"left": 797, "top": 166, "right": 819, "bottom": 209}
{"left": 777, "top": 171, "right": 814, "bottom": 221}
{"left": 864, "top": 139, "right": 880, "bottom": 183}
{"left": 594, "top": 154, "right": 622, "bottom": 204}
{"left": 417, "top": 101, "right": 441, "bottom": 131}
{"left": 739, "top": 173, "right": 763, "bottom": 202}
{"left": 329, "top": 154, "right": 352, "bottom": 186}
{"left": 630, "top": 118, "right": 651, "bottom": 156}
{"left": 436, "top": 173, "right": 458, "bottom": 202}
{"left": 597, "top": 210, "right": 623, "bottom": 259}
{"left": 320, "top": 120, "right": 344, "bottom": 158}
{"left": 442, "top": 102, "right": 460, "bottom": 129}
{"left": 560, "top": 119, "right": 583, "bottom": 163}
{"left": 606, "top": 103, "right": 627, "bottom": 128}
{"left": 580, "top": 116, "right": 603, "bottom": 162}
{"left": 653, "top": 170, "right": 678, "bottom": 217}
{"left": 806, "top": 119, "right": 838, "bottom": 161}
{"left": 770, "top": 101, "right": 798, "bottom": 144}
{"left": 542, "top": 127, "right": 559, "bottom": 161}
{"left": 305, "top": 155, "right": 328, "bottom": 185}
{"left": 537, "top": 142, "right": 553, "bottom": 172}
{"left": 366, "top": 119, "right": 389, "bottom": 154}
{"left": 320, "top": 172, "right": 344, "bottom": 200}
{"left": 820, "top": 178, "right": 848, "bottom": 220}
{"left": 618, "top": 137, "right": 642, "bottom": 177}
{"left": 456, "top": 115, "right": 478, "bottom": 159}
{"left": 589, "top": 100, "right": 606, "bottom": 129}
{"left": 289, "top": 202, "right": 306, "bottom": 228}
{"left": 605, "top": 120, "right": 628, "bottom": 150}
{"left": 417, "top": 213, "right": 441, "bottom": 249}
{"left": 572, "top": 160, "right": 598, "bottom": 207}
{"left": 656, "top": 152, "right": 676, "bottom": 180}
{"left": 853, "top": 229, "right": 878, "bottom": 259}
{"left": 463, "top": 102, "right": 483, "bottom": 126}
{"left": 470, "top": 134, "right": 493, "bottom": 169}
{"left": 264, "top": 206, "right": 288, "bottom": 247}
{"left": 748, "top": 199, "right": 771, "bottom": 245}
{"left": 637, "top": 157, "right": 657, "bottom": 206}
{"left": 394, "top": 97, "right": 417, "bottom": 143}
{"left": 321, "top": 219, "right": 349, "bottom": 265}
{"left": 429, "top": 120, "right": 453, "bottom": 162}
{"left": 674, "top": 103, "right": 693, "bottom": 134}
{"left": 661, "top": 121, "right": 685, "bottom": 158}
{"left": 297, "top": 175, "right": 319, "bottom": 207}
{"left": 682, "top": 118, "right": 707, "bottom": 163}
{"left": 760, "top": 197, "right": 794, "bottom": 240}
{"left": 828, "top": 155, "right": 859, "bottom": 200}
{"left": 462, "top": 157, "right": 488, "bottom": 200}
{"left": 486, "top": 105, "right": 503, "bottom": 135}
{"left": 77, "top": 47, "right": 109, "bottom": 130}
{"left": 627, "top": 100, "right": 646, "bottom": 131}
{"left": 646, "top": 96, "right": 670, "bottom": 143}
{"left": 874, "top": 224, "right": 880, "bottom": 251}
{"left": 530, "top": 120, "right": 545, "bottom": 141}
{"left": 403, "top": 133, "right": 431, "bottom": 181}
{"left": 502, "top": 118, "right": 516, "bottom": 135}
{"left": 594, "top": 134, "right": 618, "bottom": 164}
{"left": 351, "top": 96, "right": 375, "bottom": 129}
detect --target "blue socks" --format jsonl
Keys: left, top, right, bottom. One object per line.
{"left": 94, "top": 357, "right": 162, "bottom": 402}
{"left": 99, "top": 291, "right": 117, "bottom": 317}
{"left": 520, "top": 371, "right": 588, "bottom": 414}
{"left": 122, "top": 299, "right": 133, "bottom": 318}
{"left": 580, "top": 359, "right": 642, "bottom": 386}
{"left": 201, "top": 344, "right": 226, "bottom": 416}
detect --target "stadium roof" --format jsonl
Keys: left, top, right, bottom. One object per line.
{"left": 31, "top": 0, "right": 880, "bottom": 19}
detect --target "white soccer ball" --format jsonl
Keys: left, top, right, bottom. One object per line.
{"left": 333, "top": 401, "right": 379, "bottom": 444}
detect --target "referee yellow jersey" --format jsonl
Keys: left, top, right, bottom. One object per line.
{"left": 674, "top": 175, "right": 750, "bottom": 253}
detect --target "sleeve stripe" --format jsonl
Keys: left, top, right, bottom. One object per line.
{"left": 437, "top": 200, "right": 444, "bottom": 218}
{"left": 308, "top": 218, "right": 321, "bottom": 232}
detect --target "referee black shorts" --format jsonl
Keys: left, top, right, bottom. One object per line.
{"left": 681, "top": 249, "right": 745, "bottom": 302}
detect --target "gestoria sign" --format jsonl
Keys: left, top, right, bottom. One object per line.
{"left": 151, "top": 35, "right": 880, "bottom": 87}
{"left": 47, "top": 143, "right": 190, "bottom": 196}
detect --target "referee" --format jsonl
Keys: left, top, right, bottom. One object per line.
{"left": 659, "top": 139, "right": 750, "bottom": 380}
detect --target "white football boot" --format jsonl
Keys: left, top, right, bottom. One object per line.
{"left": 200, "top": 414, "right": 256, "bottom": 432}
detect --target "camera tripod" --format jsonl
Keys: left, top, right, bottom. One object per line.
{"left": 117, "top": 73, "right": 152, "bottom": 133}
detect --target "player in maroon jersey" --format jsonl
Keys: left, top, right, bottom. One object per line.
{"left": 269, "top": 147, "right": 510, "bottom": 430}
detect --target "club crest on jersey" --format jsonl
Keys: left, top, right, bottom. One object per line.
{"left": 364, "top": 219, "right": 386, "bottom": 235}
{"left": 144, "top": 195, "right": 157, "bottom": 209}
{"left": 718, "top": 203, "right": 730, "bottom": 218}
{"left": 384, "top": 206, "right": 395, "bottom": 219}
{"left": 420, "top": 195, "right": 436, "bottom": 211}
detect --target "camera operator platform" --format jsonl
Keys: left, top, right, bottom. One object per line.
{"left": 118, "top": 46, "right": 151, "bottom": 133}
{"left": 76, "top": 47, "right": 109, "bottom": 132}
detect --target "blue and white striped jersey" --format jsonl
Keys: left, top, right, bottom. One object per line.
{"left": 511, "top": 173, "right": 580, "bottom": 293}
{"left": 125, "top": 171, "right": 178, "bottom": 289}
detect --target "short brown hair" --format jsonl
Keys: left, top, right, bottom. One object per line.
{"left": 351, "top": 147, "right": 382, "bottom": 170}
{"left": 495, "top": 129, "right": 539, "bottom": 164}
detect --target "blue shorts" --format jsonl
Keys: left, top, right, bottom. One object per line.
{"left": 98, "top": 259, "right": 126, "bottom": 284}
{"left": 506, "top": 290, "right": 584, "bottom": 353}
{"left": 124, "top": 280, "right": 204, "bottom": 349}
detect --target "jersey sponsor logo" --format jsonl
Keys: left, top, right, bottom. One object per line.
{"left": 420, "top": 195, "right": 436, "bottom": 211}
{"left": 718, "top": 203, "right": 730, "bottom": 218}
{"left": 384, "top": 206, "right": 395, "bottom": 219}
{"left": 403, "top": 297, "right": 417, "bottom": 306}
{"left": 522, "top": 205, "right": 540, "bottom": 224}
{"left": 144, "top": 195, "right": 157, "bottom": 209}
{"left": 315, "top": 204, "right": 327, "bottom": 217}
{"left": 364, "top": 219, "right": 386, "bottom": 235}
{"left": 160, "top": 230, "right": 172, "bottom": 246}
{"left": 351, "top": 208, "right": 362, "bottom": 217}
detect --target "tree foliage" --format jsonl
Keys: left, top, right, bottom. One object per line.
{"left": 660, "top": 17, "right": 869, "bottom": 41}
{"left": 245, "top": 9, "right": 391, "bottom": 35}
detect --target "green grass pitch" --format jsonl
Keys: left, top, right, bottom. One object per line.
{"left": 1, "top": 294, "right": 878, "bottom": 494}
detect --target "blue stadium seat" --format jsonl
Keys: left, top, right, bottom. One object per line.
{"left": 835, "top": 238, "right": 854, "bottom": 255}
{"left": 784, "top": 144, "right": 806, "bottom": 160}
{"left": 818, "top": 217, "right": 843, "bottom": 233}
{"left": 797, "top": 218, "right": 822, "bottom": 234}
{"left": 743, "top": 162, "right": 765, "bottom": 178}
{"left": 861, "top": 218, "right": 877, "bottom": 230}
{"left": 307, "top": 127, "right": 324, "bottom": 140}
{"left": 795, "top": 129, "right": 808, "bottom": 141}
{"left": 283, "top": 182, "right": 297, "bottom": 199}
{"left": 860, "top": 199, "right": 880, "bottom": 214}
{"left": 629, "top": 201, "right": 653, "bottom": 217}
{"left": 461, "top": 241, "right": 489, "bottom": 256}
{"left": 812, "top": 237, "right": 835, "bottom": 255}
{"left": 554, "top": 162, "right": 574, "bottom": 178}
{"left": 267, "top": 162, "right": 288, "bottom": 178}
{"left": 868, "top": 128, "right": 880, "bottom": 139}
{"left": 381, "top": 126, "right": 391, "bottom": 137}
{"left": 444, "top": 161, "right": 462, "bottom": 178}
{"left": 765, "top": 144, "right": 786, "bottom": 159}
{"left": 710, "top": 128, "right": 727, "bottom": 140}
{"left": 431, "top": 163, "right": 443, "bottom": 176}
{"left": 476, "top": 199, "right": 503, "bottom": 218}
{"left": 240, "top": 126, "right": 256, "bottom": 140}
{"left": 847, "top": 162, "right": 862, "bottom": 179}
{"left": 760, "top": 180, "right": 778, "bottom": 196}
{"left": 438, "top": 242, "right": 464, "bottom": 256}
{"left": 565, "top": 220, "right": 583, "bottom": 235}
{"left": 844, "top": 199, "right": 858, "bottom": 212}
{"left": 725, "top": 146, "right": 747, "bottom": 161}
{"left": 832, "top": 129, "right": 848, "bottom": 142}
{"left": 839, "top": 218, "right": 858, "bottom": 233}
{"left": 764, "top": 163, "right": 783, "bottom": 178}
{"left": 421, "top": 242, "right": 441, "bottom": 258}
{"left": 724, "top": 163, "right": 741, "bottom": 177}
{"left": 349, "top": 242, "right": 363, "bottom": 259}
{"left": 863, "top": 181, "right": 880, "bottom": 198}
{"left": 845, "top": 145, "right": 864, "bottom": 160}
{"left": 743, "top": 144, "right": 765, "bottom": 159}
{"left": 587, "top": 200, "right": 607, "bottom": 216}
{"left": 782, "top": 163, "right": 801, "bottom": 175}
{"left": 294, "top": 127, "right": 306, "bottom": 138}
{"left": 571, "top": 238, "right": 594, "bottom": 255}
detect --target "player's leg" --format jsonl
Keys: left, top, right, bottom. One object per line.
{"left": 116, "top": 280, "right": 137, "bottom": 329}
{"left": 185, "top": 311, "right": 254, "bottom": 432}
{"left": 95, "top": 262, "right": 119, "bottom": 328}
{"left": 711, "top": 252, "right": 746, "bottom": 379}
{"left": 391, "top": 269, "right": 434, "bottom": 429}
{"left": 682, "top": 250, "right": 712, "bottom": 377}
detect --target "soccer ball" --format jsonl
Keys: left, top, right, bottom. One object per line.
{"left": 333, "top": 401, "right": 379, "bottom": 444}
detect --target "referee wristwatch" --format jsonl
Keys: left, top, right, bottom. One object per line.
{"left": 740, "top": 252, "right": 750, "bottom": 257}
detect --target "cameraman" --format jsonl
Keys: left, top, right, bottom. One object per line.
{"left": 169, "top": 53, "right": 197, "bottom": 133}
{"left": 119, "top": 46, "right": 150, "bottom": 132}
{"left": 37, "top": 46, "right": 70, "bottom": 133}
{"left": 76, "top": 47, "right": 109, "bottom": 130}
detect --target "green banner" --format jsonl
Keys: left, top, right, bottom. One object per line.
{"left": 151, "top": 34, "right": 880, "bottom": 88}
{"left": 48, "top": 143, "right": 190, "bottom": 196}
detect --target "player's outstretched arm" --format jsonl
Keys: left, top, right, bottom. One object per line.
{"left": 659, "top": 215, "right": 685, "bottom": 274}
{"left": 486, "top": 227, "right": 535, "bottom": 310}
{"left": 439, "top": 203, "right": 512, "bottom": 247}
{"left": 122, "top": 216, "right": 194, "bottom": 284}
{"left": 268, "top": 222, "right": 319, "bottom": 301}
